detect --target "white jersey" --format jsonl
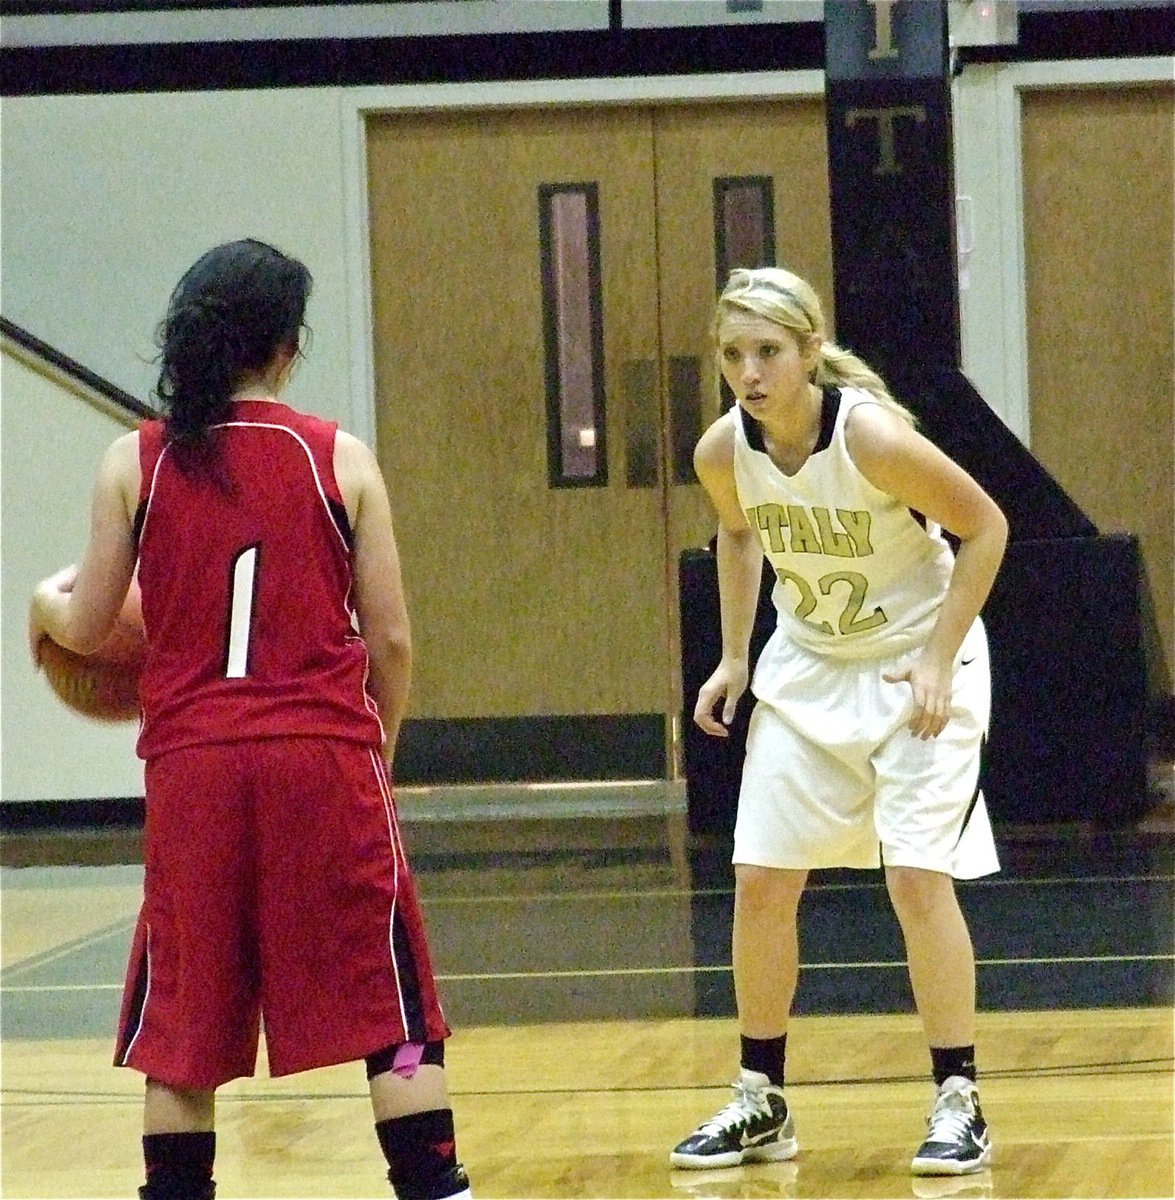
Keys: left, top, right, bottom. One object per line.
{"left": 733, "top": 386, "right": 954, "bottom": 666}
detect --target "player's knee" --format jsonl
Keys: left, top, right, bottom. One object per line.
{"left": 735, "top": 864, "right": 805, "bottom": 918}
{"left": 885, "top": 864, "right": 953, "bottom": 921}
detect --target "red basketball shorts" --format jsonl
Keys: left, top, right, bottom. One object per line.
{"left": 114, "top": 738, "right": 450, "bottom": 1090}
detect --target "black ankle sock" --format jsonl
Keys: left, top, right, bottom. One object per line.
{"left": 930, "top": 1045, "right": 977, "bottom": 1087}
{"left": 740, "top": 1034, "right": 787, "bottom": 1087}
{"left": 376, "top": 1109, "right": 467, "bottom": 1199}
{"left": 140, "top": 1131, "right": 216, "bottom": 1199}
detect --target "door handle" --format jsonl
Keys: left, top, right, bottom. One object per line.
{"left": 622, "top": 358, "right": 659, "bottom": 488}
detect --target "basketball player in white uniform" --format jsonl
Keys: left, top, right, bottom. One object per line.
{"left": 670, "top": 268, "right": 1008, "bottom": 1177}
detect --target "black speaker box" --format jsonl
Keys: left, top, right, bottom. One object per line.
{"left": 982, "top": 533, "right": 1149, "bottom": 826}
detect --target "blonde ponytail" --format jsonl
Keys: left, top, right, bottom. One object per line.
{"left": 814, "top": 340, "right": 916, "bottom": 427}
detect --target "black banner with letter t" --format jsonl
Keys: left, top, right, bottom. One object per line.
{"left": 824, "top": 0, "right": 961, "bottom": 383}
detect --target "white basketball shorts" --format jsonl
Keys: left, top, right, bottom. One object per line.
{"left": 733, "top": 618, "right": 999, "bottom": 879}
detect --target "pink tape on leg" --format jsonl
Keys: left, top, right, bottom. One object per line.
{"left": 392, "top": 1042, "right": 426, "bottom": 1078}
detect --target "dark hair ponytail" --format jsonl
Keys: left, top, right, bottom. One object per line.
{"left": 154, "top": 239, "right": 312, "bottom": 454}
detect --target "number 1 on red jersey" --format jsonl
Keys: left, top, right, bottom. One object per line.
{"left": 226, "top": 545, "right": 259, "bottom": 679}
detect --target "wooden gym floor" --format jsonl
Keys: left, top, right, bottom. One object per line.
{"left": 1, "top": 781, "right": 1172, "bottom": 1199}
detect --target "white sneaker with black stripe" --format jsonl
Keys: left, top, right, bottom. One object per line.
{"left": 911, "top": 1076, "right": 993, "bottom": 1175}
{"left": 670, "top": 1069, "right": 798, "bottom": 1169}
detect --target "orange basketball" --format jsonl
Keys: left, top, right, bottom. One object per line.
{"left": 37, "top": 582, "right": 147, "bottom": 723}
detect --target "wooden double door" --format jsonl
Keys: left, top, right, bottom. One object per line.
{"left": 366, "top": 99, "right": 831, "bottom": 781}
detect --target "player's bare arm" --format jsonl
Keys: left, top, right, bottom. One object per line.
{"left": 29, "top": 432, "right": 140, "bottom": 660}
{"left": 846, "top": 403, "right": 1008, "bottom": 737}
{"left": 335, "top": 430, "right": 413, "bottom": 757}
{"left": 694, "top": 413, "right": 765, "bottom": 737}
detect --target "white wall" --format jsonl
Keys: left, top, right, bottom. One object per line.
{"left": 0, "top": 88, "right": 357, "bottom": 431}
{"left": 952, "top": 62, "right": 1029, "bottom": 439}
{"left": 1, "top": 350, "right": 145, "bottom": 800}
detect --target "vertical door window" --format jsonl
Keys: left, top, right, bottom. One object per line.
{"left": 538, "top": 183, "right": 608, "bottom": 487}
{"left": 713, "top": 175, "right": 776, "bottom": 291}
{"left": 714, "top": 175, "right": 777, "bottom": 411}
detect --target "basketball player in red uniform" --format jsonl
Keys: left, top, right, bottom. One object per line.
{"left": 29, "top": 239, "right": 471, "bottom": 1200}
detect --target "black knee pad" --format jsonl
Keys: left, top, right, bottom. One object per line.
{"left": 365, "top": 1038, "right": 445, "bottom": 1081}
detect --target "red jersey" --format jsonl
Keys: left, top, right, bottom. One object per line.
{"left": 134, "top": 400, "right": 385, "bottom": 758}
